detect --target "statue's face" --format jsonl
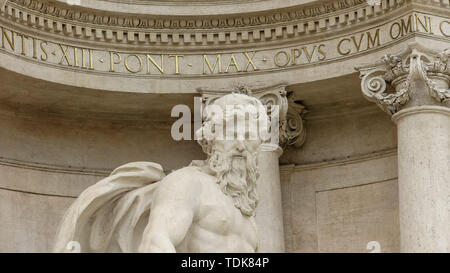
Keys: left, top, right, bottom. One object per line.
{"left": 197, "top": 94, "right": 265, "bottom": 216}
{"left": 213, "top": 139, "right": 260, "bottom": 158}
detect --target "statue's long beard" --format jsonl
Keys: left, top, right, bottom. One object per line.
{"left": 208, "top": 149, "right": 258, "bottom": 217}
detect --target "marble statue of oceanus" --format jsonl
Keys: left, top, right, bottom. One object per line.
{"left": 54, "top": 93, "right": 267, "bottom": 253}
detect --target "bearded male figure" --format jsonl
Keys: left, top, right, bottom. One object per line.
{"left": 53, "top": 93, "right": 269, "bottom": 253}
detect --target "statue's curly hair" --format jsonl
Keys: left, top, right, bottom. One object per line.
{"left": 196, "top": 93, "right": 268, "bottom": 156}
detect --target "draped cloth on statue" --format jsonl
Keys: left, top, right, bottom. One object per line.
{"left": 53, "top": 162, "right": 165, "bottom": 253}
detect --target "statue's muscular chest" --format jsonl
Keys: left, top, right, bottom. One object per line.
{"left": 194, "top": 183, "right": 258, "bottom": 248}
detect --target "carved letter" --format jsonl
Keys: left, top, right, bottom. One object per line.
{"left": 203, "top": 54, "right": 222, "bottom": 74}
{"left": 415, "top": 14, "right": 431, "bottom": 33}
{"left": 351, "top": 34, "right": 364, "bottom": 52}
{"left": 73, "top": 47, "right": 79, "bottom": 67}
{"left": 337, "top": 38, "right": 351, "bottom": 55}
{"left": 1, "top": 27, "right": 14, "bottom": 50}
{"left": 59, "top": 44, "right": 71, "bottom": 66}
{"left": 169, "top": 55, "right": 184, "bottom": 74}
{"left": 401, "top": 16, "right": 413, "bottom": 36}
{"left": 303, "top": 46, "right": 316, "bottom": 63}
{"left": 40, "top": 41, "right": 48, "bottom": 61}
{"left": 440, "top": 21, "right": 450, "bottom": 37}
{"left": 367, "top": 29, "right": 381, "bottom": 49}
{"left": 318, "top": 44, "right": 326, "bottom": 61}
{"left": 32, "top": 37, "right": 37, "bottom": 59}
{"left": 225, "top": 54, "right": 240, "bottom": 73}
{"left": 109, "top": 51, "right": 122, "bottom": 72}
{"left": 291, "top": 48, "right": 302, "bottom": 65}
{"left": 243, "top": 52, "right": 257, "bottom": 71}
{"left": 16, "top": 33, "right": 28, "bottom": 56}
{"left": 274, "top": 51, "right": 290, "bottom": 67}
{"left": 390, "top": 22, "right": 401, "bottom": 39}
{"left": 125, "top": 54, "right": 143, "bottom": 73}
{"left": 146, "top": 54, "right": 164, "bottom": 74}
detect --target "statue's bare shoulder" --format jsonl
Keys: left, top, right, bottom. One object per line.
{"left": 152, "top": 166, "right": 212, "bottom": 206}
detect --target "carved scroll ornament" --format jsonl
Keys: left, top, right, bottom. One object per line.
{"left": 356, "top": 43, "right": 450, "bottom": 115}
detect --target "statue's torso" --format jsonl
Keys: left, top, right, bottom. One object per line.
{"left": 173, "top": 170, "right": 258, "bottom": 253}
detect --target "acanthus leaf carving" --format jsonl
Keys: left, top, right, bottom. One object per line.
{"left": 424, "top": 49, "right": 450, "bottom": 103}
{"left": 280, "top": 92, "right": 307, "bottom": 148}
{"left": 426, "top": 79, "right": 450, "bottom": 103}
{"left": 356, "top": 43, "right": 450, "bottom": 115}
{"left": 358, "top": 54, "right": 410, "bottom": 115}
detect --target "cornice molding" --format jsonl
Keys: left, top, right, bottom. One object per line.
{"left": 0, "top": 0, "right": 424, "bottom": 48}
{"left": 10, "top": 0, "right": 367, "bottom": 30}
{"left": 0, "top": 155, "right": 110, "bottom": 176}
{"left": 0, "top": 0, "right": 448, "bottom": 51}
{"left": 77, "top": 0, "right": 315, "bottom": 15}
{"left": 279, "top": 148, "right": 397, "bottom": 172}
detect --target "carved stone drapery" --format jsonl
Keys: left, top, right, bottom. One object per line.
{"left": 198, "top": 83, "right": 307, "bottom": 149}
{"left": 355, "top": 43, "right": 450, "bottom": 115}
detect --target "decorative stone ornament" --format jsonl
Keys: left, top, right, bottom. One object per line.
{"left": 356, "top": 43, "right": 450, "bottom": 115}
{"left": 282, "top": 92, "right": 307, "bottom": 148}
{"left": 425, "top": 48, "right": 450, "bottom": 103}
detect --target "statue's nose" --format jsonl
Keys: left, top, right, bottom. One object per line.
{"left": 236, "top": 144, "right": 245, "bottom": 153}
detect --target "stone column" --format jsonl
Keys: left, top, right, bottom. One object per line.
{"left": 199, "top": 84, "right": 307, "bottom": 252}
{"left": 255, "top": 143, "right": 284, "bottom": 252}
{"left": 393, "top": 106, "right": 450, "bottom": 252}
{"left": 356, "top": 43, "right": 450, "bottom": 252}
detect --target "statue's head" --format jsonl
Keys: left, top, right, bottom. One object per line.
{"left": 196, "top": 93, "right": 269, "bottom": 217}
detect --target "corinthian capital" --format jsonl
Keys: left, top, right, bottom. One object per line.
{"left": 355, "top": 43, "right": 450, "bottom": 115}
{"left": 198, "top": 83, "right": 307, "bottom": 149}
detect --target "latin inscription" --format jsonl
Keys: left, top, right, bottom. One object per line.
{"left": 0, "top": 13, "right": 448, "bottom": 76}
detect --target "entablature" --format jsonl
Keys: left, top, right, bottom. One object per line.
{"left": 1, "top": 0, "right": 448, "bottom": 51}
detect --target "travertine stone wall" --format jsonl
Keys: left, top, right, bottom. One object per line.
{"left": 281, "top": 109, "right": 400, "bottom": 253}
{"left": 0, "top": 106, "right": 204, "bottom": 252}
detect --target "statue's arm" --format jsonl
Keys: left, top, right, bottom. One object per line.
{"left": 138, "top": 170, "right": 198, "bottom": 253}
